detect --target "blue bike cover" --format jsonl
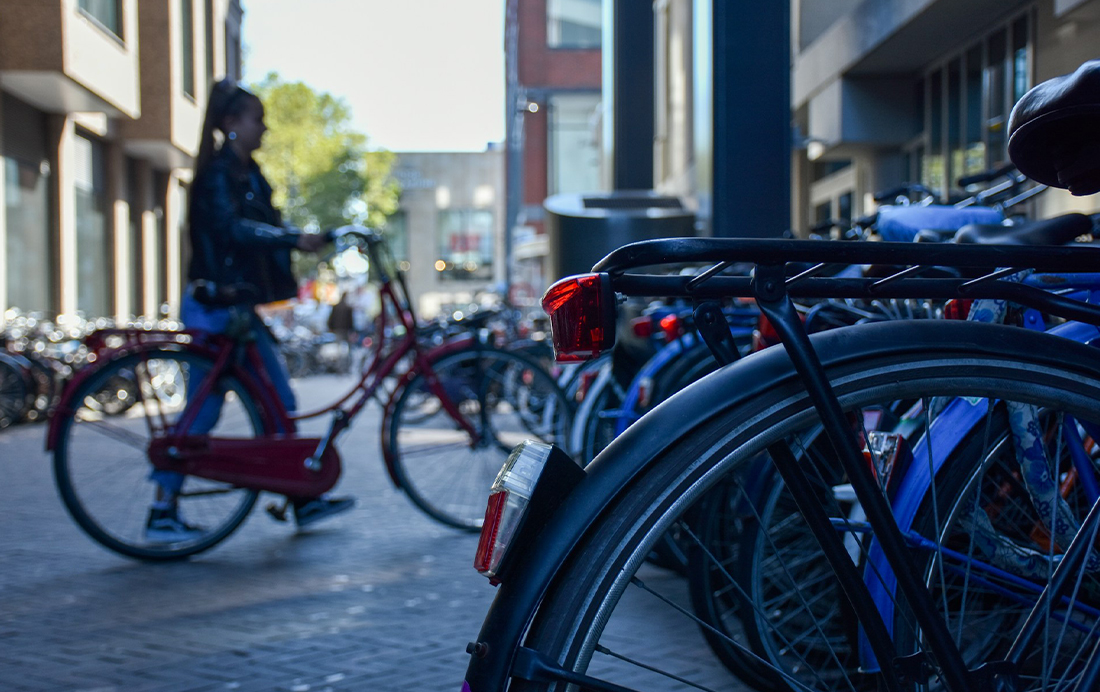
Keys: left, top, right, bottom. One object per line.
{"left": 876, "top": 205, "right": 1004, "bottom": 242}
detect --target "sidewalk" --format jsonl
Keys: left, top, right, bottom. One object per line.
{"left": 0, "top": 373, "right": 748, "bottom": 691}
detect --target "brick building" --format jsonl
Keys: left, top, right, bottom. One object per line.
{"left": 0, "top": 0, "right": 243, "bottom": 320}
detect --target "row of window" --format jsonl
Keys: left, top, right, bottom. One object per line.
{"left": 78, "top": 0, "right": 212, "bottom": 99}
{"left": 382, "top": 210, "right": 496, "bottom": 282}
{"left": 908, "top": 11, "right": 1032, "bottom": 199}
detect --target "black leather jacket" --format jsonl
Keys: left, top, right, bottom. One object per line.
{"left": 187, "top": 147, "right": 301, "bottom": 304}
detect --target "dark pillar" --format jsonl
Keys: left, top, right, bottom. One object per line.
{"left": 712, "top": 2, "right": 790, "bottom": 237}
{"left": 607, "top": 0, "right": 654, "bottom": 190}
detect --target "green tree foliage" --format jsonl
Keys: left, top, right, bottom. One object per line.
{"left": 250, "top": 72, "right": 399, "bottom": 234}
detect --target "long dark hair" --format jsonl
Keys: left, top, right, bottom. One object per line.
{"left": 193, "top": 78, "right": 259, "bottom": 182}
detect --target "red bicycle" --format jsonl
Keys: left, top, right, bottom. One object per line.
{"left": 46, "top": 227, "right": 573, "bottom": 560}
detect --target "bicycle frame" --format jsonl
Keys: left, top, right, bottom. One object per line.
{"left": 47, "top": 230, "right": 481, "bottom": 494}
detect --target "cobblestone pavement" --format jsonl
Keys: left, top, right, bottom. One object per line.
{"left": 1, "top": 373, "right": 749, "bottom": 692}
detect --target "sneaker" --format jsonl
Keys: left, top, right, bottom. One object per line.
{"left": 293, "top": 496, "right": 356, "bottom": 528}
{"left": 145, "top": 507, "right": 204, "bottom": 543}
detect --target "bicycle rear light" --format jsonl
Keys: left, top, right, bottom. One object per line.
{"left": 659, "top": 313, "right": 683, "bottom": 340}
{"left": 474, "top": 440, "right": 584, "bottom": 584}
{"left": 541, "top": 273, "right": 617, "bottom": 362}
{"left": 630, "top": 316, "right": 654, "bottom": 339}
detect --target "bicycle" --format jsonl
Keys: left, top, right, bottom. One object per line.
{"left": 463, "top": 216, "right": 1100, "bottom": 692}
{"left": 46, "top": 226, "right": 573, "bottom": 561}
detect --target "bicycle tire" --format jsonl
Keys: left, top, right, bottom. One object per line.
{"left": 53, "top": 348, "right": 264, "bottom": 560}
{"left": 388, "top": 345, "right": 573, "bottom": 531}
{"left": 508, "top": 335, "right": 1100, "bottom": 692}
{"left": 0, "top": 356, "right": 32, "bottom": 428}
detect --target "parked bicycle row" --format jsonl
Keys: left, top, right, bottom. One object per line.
{"left": 462, "top": 64, "right": 1100, "bottom": 692}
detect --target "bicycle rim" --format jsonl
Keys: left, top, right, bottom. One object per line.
{"left": 53, "top": 349, "right": 261, "bottom": 560}
{"left": 513, "top": 351, "right": 1100, "bottom": 692}
{"left": 390, "top": 346, "right": 573, "bottom": 531}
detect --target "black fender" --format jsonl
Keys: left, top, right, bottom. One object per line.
{"left": 462, "top": 319, "right": 1100, "bottom": 690}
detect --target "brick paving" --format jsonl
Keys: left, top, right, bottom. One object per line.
{"left": 0, "top": 373, "right": 750, "bottom": 692}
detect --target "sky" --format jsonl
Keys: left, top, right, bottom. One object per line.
{"left": 241, "top": 0, "right": 506, "bottom": 153}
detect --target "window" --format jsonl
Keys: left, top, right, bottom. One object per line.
{"left": 547, "top": 0, "right": 601, "bottom": 49}
{"left": 181, "top": 0, "right": 196, "bottom": 98}
{"left": 127, "top": 159, "right": 145, "bottom": 317}
{"left": 78, "top": 0, "right": 122, "bottom": 38}
{"left": 919, "top": 11, "right": 1032, "bottom": 198}
{"left": 548, "top": 93, "right": 601, "bottom": 195}
{"left": 74, "top": 133, "right": 111, "bottom": 317}
{"left": 382, "top": 211, "right": 409, "bottom": 265}
{"left": 5, "top": 158, "right": 53, "bottom": 313}
{"left": 437, "top": 210, "right": 493, "bottom": 281}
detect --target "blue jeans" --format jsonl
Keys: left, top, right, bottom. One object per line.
{"left": 152, "top": 289, "right": 297, "bottom": 496}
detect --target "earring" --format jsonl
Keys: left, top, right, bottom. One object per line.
{"left": 227, "top": 131, "right": 237, "bottom": 141}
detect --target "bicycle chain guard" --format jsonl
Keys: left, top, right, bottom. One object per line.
{"left": 148, "top": 435, "right": 341, "bottom": 498}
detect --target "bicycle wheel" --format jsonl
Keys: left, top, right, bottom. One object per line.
{"left": 895, "top": 404, "right": 1100, "bottom": 691}
{"left": 508, "top": 334, "right": 1100, "bottom": 692}
{"left": 388, "top": 345, "right": 573, "bottom": 531}
{"left": 53, "top": 348, "right": 264, "bottom": 560}
{"left": 0, "top": 356, "right": 31, "bottom": 428}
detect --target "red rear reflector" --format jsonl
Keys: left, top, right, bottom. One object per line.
{"left": 659, "top": 314, "right": 682, "bottom": 340}
{"left": 474, "top": 490, "right": 509, "bottom": 575}
{"left": 630, "top": 316, "right": 654, "bottom": 338}
{"left": 943, "top": 299, "right": 974, "bottom": 320}
{"left": 541, "top": 273, "right": 616, "bottom": 362}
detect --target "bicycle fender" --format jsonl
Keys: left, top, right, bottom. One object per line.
{"left": 463, "top": 320, "right": 1100, "bottom": 691}
{"left": 45, "top": 340, "right": 243, "bottom": 451}
{"left": 379, "top": 335, "right": 475, "bottom": 488}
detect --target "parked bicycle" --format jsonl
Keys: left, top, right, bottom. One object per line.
{"left": 463, "top": 218, "right": 1100, "bottom": 691}
{"left": 47, "top": 227, "right": 572, "bottom": 561}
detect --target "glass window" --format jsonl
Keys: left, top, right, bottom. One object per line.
{"left": 1012, "top": 17, "right": 1031, "bottom": 103}
{"left": 548, "top": 93, "right": 601, "bottom": 195}
{"left": 78, "top": 0, "right": 122, "bottom": 38}
{"left": 4, "top": 157, "right": 53, "bottom": 313}
{"left": 986, "top": 29, "right": 1008, "bottom": 164}
{"left": 181, "top": 0, "right": 195, "bottom": 98}
{"left": 437, "top": 210, "right": 493, "bottom": 281}
{"left": 74, "top": 134, "right": 111, "bottom": 317}
{"left": 127, "top": 159, "right": 144, "bottom": 317}
{"left": 547, "top": 0, "right": 601, "bottom": 49}
{"left": 964, "top": 44, "right": 985, "bottom": 177}
{"left": 947, "top": 59, "right": 964, "bottom": 193}
{"left": 383, "top": 211, "right": 409, "bottom": 265}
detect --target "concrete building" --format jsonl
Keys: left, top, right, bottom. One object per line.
{"left": 636, "top": 0, "right": 1100, "bottom": 237}
{"left": 0, "top": 0, "right": 244, "bottom": 320}
{"left": 387, "top": 149, "right": 506, "bottom": 317}
{"left": 790, "top": 0, "right": 1100, "bottom": 230}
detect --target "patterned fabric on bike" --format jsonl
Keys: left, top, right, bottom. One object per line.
{"left": 875, "top": 204, "right": 1004, "bottom": 242}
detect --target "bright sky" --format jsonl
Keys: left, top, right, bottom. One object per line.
{"left": 241, "top": 0, "right": 505, "bottom": 153}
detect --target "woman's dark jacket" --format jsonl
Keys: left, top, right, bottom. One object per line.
{"left": 187, "top": 146, "right": 300, "bottom": 305}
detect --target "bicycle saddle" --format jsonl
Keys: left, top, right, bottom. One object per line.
{"left": 1009, "top": 59, "right": 1100, "bottom": 191}
{"left": 953, "top": 212, "right": 1091, "bottom": 246}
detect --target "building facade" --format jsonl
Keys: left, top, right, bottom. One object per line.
{"left": 0, "top": 0, "right": 243, "bottom": 321}
{"left": 504, "top": 0, "right": 603, "bottom": 301}
{"left": 639, "top": 0, "right": 1100, "bottom": 237}
{"left": 790, "top": 0, "right": 1100, "bottom": 231}
{"left": 387, "top": 149, "right": 506, "bottom": 318}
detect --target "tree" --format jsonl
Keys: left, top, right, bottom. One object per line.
{"left": 250, "top": 72, "right": 399, "bottom": 243}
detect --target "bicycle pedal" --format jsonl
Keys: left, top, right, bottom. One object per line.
{"left": 265, "top": 502, "right": 289, "bottom": 522}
